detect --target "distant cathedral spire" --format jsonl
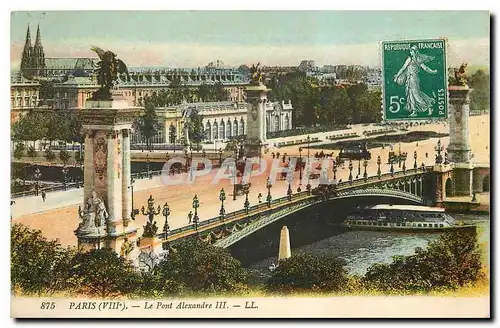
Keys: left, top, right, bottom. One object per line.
{"left": 20, "top": 23, "right": 45, "bottom": 79}
{"left": 20, "top": 25, "right": 33, "bottom": 78}
{"left": 34, "top": 24, "right": 43, "bottom": 49}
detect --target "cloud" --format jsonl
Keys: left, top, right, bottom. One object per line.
{"left": 10, "top": 37, "right": 489, "bottom": 70}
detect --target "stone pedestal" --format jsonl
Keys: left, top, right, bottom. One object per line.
{"left": 447, "top": 86, "right": 473, "bottom": 196}
{"left": 75, "top": 93, "right": 141, "bottom": 257}
{"left": 447, "top": 86, "right": 472, "bottom": 163}
{"left": 245, "top": 84, "right": 269, "bottom": 157}
{"left": 453, "top": 162, "right": 474, "bottom": 196}
{"left": 278, "top": 225, "right": 291, "bottom": 262}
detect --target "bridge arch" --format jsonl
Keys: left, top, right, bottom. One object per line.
{"left": 445, "top": 178, "right": 453, "bottom": 198}
{"left": 482, "top": 174, "right": 490, "bottom": 192}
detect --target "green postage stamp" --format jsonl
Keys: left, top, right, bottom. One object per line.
{"left": 382, "top": 39, "right": 448, "bottom": 121}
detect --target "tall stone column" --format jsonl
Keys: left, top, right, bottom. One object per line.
{"left": 106, "top": 130, "right": 123, "bottom": 235}
{"left": 448, "top": 86, "right": 472, "bottom": 163}
{"left": 83, "top": 131, "right": 95, "bottom": 203}
{"left": 245, "top": 83, "right": 269, "bottom": 157}
{"left": 76, "top": 95, "right": 140, "bottom": 255}
{"left": 447, "top": 86, "right": 473, "bottom": 196}
{"left": 122, "top": 129, "right": 132, "bottom": 225}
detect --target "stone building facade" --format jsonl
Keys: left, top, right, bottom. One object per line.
{"left": 131, "top": 100, "right": 293, "bottom": 145}
{"left": 10, "top": 72, "right": 40, "bottom": 123}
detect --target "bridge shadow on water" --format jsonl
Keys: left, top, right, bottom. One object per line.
{"left": 228, "top": 196, "right": 418, "bottom": 267}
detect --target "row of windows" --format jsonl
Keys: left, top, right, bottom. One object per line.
{"left": 11, "top": 96, "right": 38, "bottom": 108}
{"left": 353, "top": 221, "right": 444, "bottom": 228}
{"left": 205, "top": 118, "right": 245, "bottom": 141}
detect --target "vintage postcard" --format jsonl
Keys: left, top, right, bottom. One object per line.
{"left": 9, "top": 10, "right": 490, "bottom": 318}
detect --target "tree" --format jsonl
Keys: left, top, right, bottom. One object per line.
{"left": 46, "top": 112, "right": 70, "bottom": 149}
{"left": 187, "top": 108, "right": 205, "bottom": 149}
{"left": 346, "top": 83, "right": 368, "bottom": 123}
{"left": 153, "top": 239, "right": 248, "bottom": 295}
{"left": 135, "top": 95, "right": 161, "bottom": 151}
{"left": 266, "top": 252, "right": 349, "bottom": 294}
{"left": 469, "top": 70, "right": 490, "bottom": 113}
{"left": 13, "top": 143, "right": 25, "bottom": 160}
{"left": 362, "top": 229, "right": 484, "bottom": 293}
{"left": 69, "top": 248, "right": 140, "bottom": 298}
{"left": 11, "top": 224, "right": 75, "bottom": 296}
{"left": 196, "top": 83, "right": 229, "bottom": 102}
{"left": 59, "top": 150, "right": 70, "bottom": 164}
{"left": 38, "top": 80, "right": 55, "bottom": 105}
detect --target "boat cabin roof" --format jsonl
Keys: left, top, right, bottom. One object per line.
{"left": 365, "top": 204, "right": 445, "bottom": 213}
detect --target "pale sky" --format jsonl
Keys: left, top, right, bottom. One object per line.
{"left": 10, "top": 11, "right": 490, "bottom": 69}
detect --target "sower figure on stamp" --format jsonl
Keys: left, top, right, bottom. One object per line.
{"left": 394, "top": 45, "right": 438, "bottom": 117}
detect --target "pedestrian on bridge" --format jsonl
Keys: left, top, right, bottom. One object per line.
{"left": 188, "top": 211, "right": 193, "bottom": 224}
{"left": 41, "top": 191, "right": 46, "bottom": 202}
{"left": 258, "top": 193, "right": 262, "bottom": 203}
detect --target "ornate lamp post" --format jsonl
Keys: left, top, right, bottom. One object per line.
{"left": 377, "top": 155, "right": 381, "bottom": 178}
{"left": 333, "top": 162, "right": 337, "bottom": 181}
{"left": 348, "top": 160, "right": 353, "bottom": 183}
{"left": 266, "top": 177, "right": 272, "bottom": 207}
{"left": 192, "top": 195, "right": 200, "bottom": 231}
{"left": 140, "top": 195, "right": 161, "bottom": 238}
{"left": 413, "top": 150, "right": 418, "bottom": 170}
{"left": 363, "top": 159, "right": 368, "bottom": 180}
{"left": 62, "top": 165, "right": 69, "bottom": 191}
{"left": 390, "top": 161, "right": 394, "bottom": 176}
{"left": 232, "top": 155, "right": 237, "bottom": 201}
{"left": 398, "top": 142, "right": 402, "bottom": 168}
{"left": 146, "top": 153, "right": 151, "bottom": 179}
{"left": 298, "top": 146, "right": 303, "bottom": 182}
{"left": 434, "top": 139, "right": 443, "bottom": 164}
{"left": 184, "top": 149, "right": 189, "bottom": 171}
{"left": 244, "top": 189, "right": 250, "bottom": 214}
{"left": 358, "top": 159, "right": 361, "bottom": 177}
{"left": 287, "top": 182, "right": 293, "bottom": 201}
{"left": 33, "top": 166, "right": 41, "bottom": 196}
{"left": 402, "top": 157, "right": 406, "bottom": 173}
{"left": 219, "top": 188, "right": 226, "bottom": 220}
{"left": 162, "top": 202, "right": 170, "bottom": 238}
{"left": 307, "top": 135, "right": 310, "bottom": 159}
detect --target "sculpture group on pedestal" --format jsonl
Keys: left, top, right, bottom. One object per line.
{"left": 77, "top": 189, "right": 109, "bottom": 235}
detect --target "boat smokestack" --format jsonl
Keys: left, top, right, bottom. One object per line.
{"left": 278, "top": 225, "right": 291, "bottom": 261}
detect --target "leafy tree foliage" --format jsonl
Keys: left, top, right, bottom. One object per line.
{"left": 11, "top": 111, "right": 83, "bottom": 150}
{"left": 196, "top": 82, "right": 228, "bottom": 102}
{"left": 11, "top": 224, "right": 75, "bottom": 296}
{"left": 266, "top": 252, "right": 349, "bottom": 293}
{"left": 151, "top": 239, "right": 248, "bottom": 295}
{"left": 38, "top": 80, "right": 55, "bottom": 105}
{"left": 135, "top": 96, "right": 161, "bottom": 151}
{"left": 27, "top": 146, "right": 36, "bottom": 158}
{"left": 59, "top": 149, "right": 70, "bottom": 164}
{"left": 267, "top": 72, "right": 382, "bottom": 128}
{"left": 13, "top": 143, "right": 25, "bottom": 159}
{"left": 362, "top": 229, "right": 484, "bottom": 293}
{"left": 45, "top": 148, "right": 55, "bottom": 161}
{"left": 468, "top": 70, "right": 490, "bottom": 112}
{"left": 69, "top": 248, "right": 140, "bottom": 298}
{"left": 187, "top": 108, "right": 205, "bottom": 148}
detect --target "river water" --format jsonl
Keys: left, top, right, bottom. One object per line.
{"left": 245, "top": 214, "right": 490, "bottom": 285}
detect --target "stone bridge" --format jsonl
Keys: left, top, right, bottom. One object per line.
{"left": 138, "top": 167, "right": 435, "bottom": 258}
